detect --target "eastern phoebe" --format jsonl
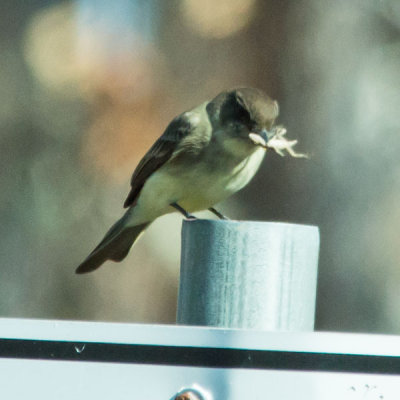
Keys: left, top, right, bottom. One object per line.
{"left": 77, "top": 88, "right": 304, "bottom": 274}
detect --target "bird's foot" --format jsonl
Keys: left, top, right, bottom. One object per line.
{"left": 170, "top": 202, "right": 197, "bottom": 220}
{"left": 208, "top": 207, "right": 229, "bottom": 220}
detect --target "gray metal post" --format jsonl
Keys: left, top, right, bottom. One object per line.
{"left": 177, "top": 220, "right": 319, "bottom": 331}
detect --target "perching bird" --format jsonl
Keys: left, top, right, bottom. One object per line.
{"left": 76, "top": 88, "right": 303, "bottom": 274}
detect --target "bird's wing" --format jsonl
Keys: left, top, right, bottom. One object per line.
{"left": 123, "top": 113, "right": 194, "bottom": 208}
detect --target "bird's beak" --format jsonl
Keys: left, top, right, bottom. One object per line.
{"left": 248, "top": 129, "right": 274, "bottom": 148}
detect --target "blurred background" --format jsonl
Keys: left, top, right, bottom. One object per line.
{"left": 1, "top": 0, "right": 400, "bottom": 333}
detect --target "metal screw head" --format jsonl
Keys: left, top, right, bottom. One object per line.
{"left": 172, "top": 385, "right": 212, "bottom": 400}
{"left": 174, "top": 390, "right": 201, "bottom": 400}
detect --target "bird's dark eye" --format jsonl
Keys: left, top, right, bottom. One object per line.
{"left": 220, "top": 92, "right": 251, "bottom": 128}
{"left": 236, "top": 104, "right": 251, "bottom": 125}
{"left": 234, "top": 94, "right": 251, "bottom": 125}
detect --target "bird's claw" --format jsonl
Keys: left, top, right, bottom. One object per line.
{"left": 170, "top": 202, "right": 197, "bottom": 220}
{"left": 208, "top": 207, "right": 229, "bottom": 220}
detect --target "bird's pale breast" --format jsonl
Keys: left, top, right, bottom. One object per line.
{"left": 129, "top": 146, "right": 266, "bottom": 224}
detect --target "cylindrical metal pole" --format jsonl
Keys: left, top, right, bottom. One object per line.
{"left": 177, "top": 219, "right": 319, "bottom": 331}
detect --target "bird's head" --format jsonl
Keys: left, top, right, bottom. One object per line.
{"left": 207, "top": 87, "right": 280, "bottom": 153}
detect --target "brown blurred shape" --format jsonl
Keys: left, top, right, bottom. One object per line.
{"left": 180, "top": 0, "right": 257, "bottom": 38}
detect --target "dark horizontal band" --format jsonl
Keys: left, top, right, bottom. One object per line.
{"left": 0, "top": 338, "right": 399, "bottom": 374}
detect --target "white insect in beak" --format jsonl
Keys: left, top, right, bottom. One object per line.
{"left": 249, "top": 132, "right": 268, "bottom": 148}
{"left": 249, "top": 126, "right": 309, "bottom": 158}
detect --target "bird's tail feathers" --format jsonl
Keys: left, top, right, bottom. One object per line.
{"left": 76, "top": 211, "right": 149, "bottom": 274}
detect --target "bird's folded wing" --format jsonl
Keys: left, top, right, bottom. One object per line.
{"left": 123, "top": 114, "right": 193, "bottom": 208}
